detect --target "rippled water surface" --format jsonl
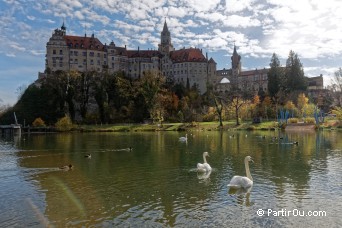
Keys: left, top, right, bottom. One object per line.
{"left": 0, "top": 130, "right": 341, "bottom": 227}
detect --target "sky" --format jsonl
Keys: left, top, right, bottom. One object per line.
{"left": 1, "top": 0, "right": 342, "bottom": 106}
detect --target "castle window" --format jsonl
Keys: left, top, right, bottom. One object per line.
{"left": 89, "top": 52, "right": 94, "bottom": 57}
{"left": 53, "top": 50, "right": 56, "bottom": 54}
{"left": 74, "top": 51, "right": 78, "bottom": 56}
{"left": 59, "top": 50, "right": 63, "bottom": 55}
{"left": 83, "top": 52, "right": 87, "bottom": 56}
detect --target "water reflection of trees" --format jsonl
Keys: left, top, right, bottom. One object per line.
{"left": 13, "top": 130, "right": 342, "bottom": 226}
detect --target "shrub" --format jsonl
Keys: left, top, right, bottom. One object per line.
{"left": 304, "top": 117, "right": 315, "bottom": 124}
{"left": 288, "top": 118, "right": 298, "bottom": 123}
{"left": 32, "top": 117, "right": 46, "bottom": 127}
{"left": 55, "top": 116, "right": 73, "bottom": 131}
{"left": 202, "top": 113, "right": 216, "bottom": 122}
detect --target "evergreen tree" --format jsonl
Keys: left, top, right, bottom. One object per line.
{"left": 285, "top": 50, "right": 307, "bottom": 92}
{"left": 267, "top": 53, "right": 284, "bottom": 98}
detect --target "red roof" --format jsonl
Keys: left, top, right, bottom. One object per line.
{"left": 126, "top": 50, "right": 161, "bottom": 58}
{"left": 170, "top": 48, "right": 206, "bottom": 63}
{"left": 64, "top": 35, "right": 104, "bottom": 50}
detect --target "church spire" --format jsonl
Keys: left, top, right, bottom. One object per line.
{"left": 61, "top": 20, "right": 66, "bottom": 31}
{"left": 158, "top": 18, "right": 174, "bottom": 53}
{"left": 231, "top": 44, "right": 241, "bottom": 84}
{"left": 60, "top": 20, "right": 66, "bottom": 36}
{"left": 162, "top": 18, "right": 169, "bottom": 33}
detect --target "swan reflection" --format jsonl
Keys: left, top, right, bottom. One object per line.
{"left": 197, "top": 170, "right": 212, "bottom": 184}
{"left": 228, "top": 186, "right": 253, "bottom": 206}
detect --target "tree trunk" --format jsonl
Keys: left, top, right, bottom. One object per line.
{"left": 235, "top": 105, "right": 240, "bottom": 125}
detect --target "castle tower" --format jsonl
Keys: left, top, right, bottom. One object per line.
{"left": 158, "top": 19, "right": 174, "bottom": 54}
{"left": 231, "top": 45, "right": 241, "bottom": 85}
{"left": 45, "top": 22, "right": 69, "bottom": 72}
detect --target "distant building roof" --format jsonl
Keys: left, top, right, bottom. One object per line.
{"left": 240, "top": 68, "right": 269, "bottom": 77}
{"left": 126, "top": 50, "right": 162, "bottom": 58}
{"left": 170, "top": 48, "right": 206, "bottom": 63}
{"left": 208, "top": 57, "right": 216, "bottom": 64}
{"left": 64, "top": 35, "right": 104, "bottom": 50}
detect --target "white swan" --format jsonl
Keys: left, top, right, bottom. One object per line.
{"left": 228, "top": 156, "right": 253, "bottom": 189}
{"left": 179, "top": 134, "right": 188, "bottom": 142}
{"left": 197, "top": 152, "right": 212, "bottom": 173}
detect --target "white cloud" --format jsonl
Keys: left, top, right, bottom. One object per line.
{"left": 181, "top": 0, "right": 221, "bottom": 12}
{"left": 10, "top": 44, "right": 26, "bottom": 52}
{"left": 225, "top": 0, "right": 255, "bottom": 12}
{"left": 27, "top": 15, "right": 35, "bottom": 20}
{"left": 1, "top": 0, "right": 342, "bottom": 100}
{"left": 223, "top": 15, "right": 261, "bottom": 28}
{"left": 5, "top": 53, "right": 16, "bottom": 57}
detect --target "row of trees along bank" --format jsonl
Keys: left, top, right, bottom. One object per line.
{"left": 0, "top": 50, "right": 339, "bottom": 127}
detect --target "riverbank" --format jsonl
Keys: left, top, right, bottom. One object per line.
{"left": 18, "top": 119, "right": 341, "bottom": 133}
{"left": 76, "top": 120, "right": 340, "bottom": 132}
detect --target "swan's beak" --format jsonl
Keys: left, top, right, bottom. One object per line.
{"left": 250, "top": 159, "right": 254, "bottom": 163}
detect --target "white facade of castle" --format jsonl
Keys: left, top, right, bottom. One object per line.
{"left": 44, "top": 21, "right": 217, "bottom": 94}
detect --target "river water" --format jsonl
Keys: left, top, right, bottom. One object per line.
{"left": 0, "top": 130, "right": 341, "bottom": 227}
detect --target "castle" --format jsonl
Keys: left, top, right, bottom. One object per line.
{"left": 43, "top": 20, "right": 323, "bottom": 96}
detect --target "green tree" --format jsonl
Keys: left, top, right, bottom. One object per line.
{"left": 137, "top": 71, "right": 166, "bottom": 121}
{"left": 285, "top": 50, "right": 307, "bottom": 93}
{"left": 267, "top": 53, "right": 284, "bottom": 98}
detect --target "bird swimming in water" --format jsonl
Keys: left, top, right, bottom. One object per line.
{"left": 60, "top": 164, "right": 73, "bottom": 171}
{"left": 85, "top": 154, "right": 91, "bottom": 158}
{"left": 228, "top": 156, "right": 254, "bottom": 189}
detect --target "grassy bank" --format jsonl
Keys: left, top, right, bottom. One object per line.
{"left": 21, "top": 119, "right": 340, "bottom": 133}
{"left": 76, "top": 120, "right": 281, "bottom": 132}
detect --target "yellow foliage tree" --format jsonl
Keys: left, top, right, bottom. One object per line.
{"left": 297, "top": 93, "right": 309, "bottom": 117}
{"left": 285, "top": 101, "right": 296, "bottom": 110}
{"left": 32, "top": 117, "right": 46, "bottom": 127}
{"left": 55, "top": 116, "right": 73, "bottom": 131}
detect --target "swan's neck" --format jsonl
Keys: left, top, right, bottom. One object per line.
{"left": 203, "top": 154, "right": 208, "bottom": 164}
{"left": 245, "top": 160, "right": 253, "bottom": 181}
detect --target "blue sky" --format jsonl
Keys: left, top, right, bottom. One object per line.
{"left": 1, "top": 0, "right": 342, "bottom": 106}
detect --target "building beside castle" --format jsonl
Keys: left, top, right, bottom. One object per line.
{"left": 44, "top": 21, "right": 216, "bottom": 94}
{"left": 43, "top": 20, "right": 324, "bottom": 97}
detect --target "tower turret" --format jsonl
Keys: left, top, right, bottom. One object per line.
{"left": 158, "top": 19, "right": 174, "bottom": 54}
